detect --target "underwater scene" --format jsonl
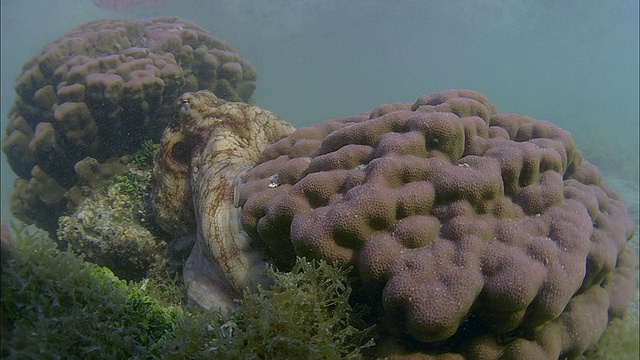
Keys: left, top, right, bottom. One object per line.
{"left": 1, "top": 0, "right": 638, "bottom": 359}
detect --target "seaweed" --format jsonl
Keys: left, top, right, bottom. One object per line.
{"left": 5, "top": 220, "right": 635, "bottom": 359}
{"left": 134, "top": 139, "right": 159, "bottom": 168}
{"left": 1, "top": 223, "right": 374, "bottom": 359}
{"left": 1, "top": 222, "right": 178, "bottom": 359}
{"left": 159, "top": 258, "right": 375, "bottom": 359}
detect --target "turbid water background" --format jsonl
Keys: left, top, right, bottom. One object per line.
{"left": 0, "top": 1, "right": 638, "bottom": 358}
{"left": 2, "top": 0, "right": 638, "bottom": 231}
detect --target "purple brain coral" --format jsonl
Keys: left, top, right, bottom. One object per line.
{"left": 2, "top": 17, "right": 256, "bottom": 233}
{"left": 238, "top": 89, "right": 638, "bottom": 358}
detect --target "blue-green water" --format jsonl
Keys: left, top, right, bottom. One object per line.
{"left": 1, "top": 0, "right": 638, "bottom": 223}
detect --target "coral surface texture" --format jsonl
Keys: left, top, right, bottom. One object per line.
{"left": 2, "top": 17, "right": 256, "bottom": 233}
{"left": 238, "top": 89, "right": 638, "bottom": 358}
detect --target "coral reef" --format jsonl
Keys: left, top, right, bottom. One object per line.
{"left": 2, "top": 17, "right": 257, "bottom": 234}
{"left": 149, "top": 88, "right": 637, "bottom": 358}
{"left": 237, "top": 89, "right": 638, "bottom": 358}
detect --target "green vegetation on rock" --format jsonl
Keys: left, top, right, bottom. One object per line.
{"left": 58, "top": 165, "right": 164, "bottom": 281}
{"left": 1, "top": 223, "right": 178, "bottom": 359}
{"left": 1, "top": 223, "right": 374, "bottom": 359}
{"left": 134, "top": 139, "right": 159, "bottom": 168}
{"left": 107, "top": 171, "right": 151, "bottom": 201}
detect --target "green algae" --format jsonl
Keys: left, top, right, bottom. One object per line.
{"left": 58, "top": 166, "right": 164, "bottom": 282}
{"left": 1, "top": 223, "right": 373, "bottom": 359}
{"left": 134, "top": 139, "right": 159, "bottom": 168}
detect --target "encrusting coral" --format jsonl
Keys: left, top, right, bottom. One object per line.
{"left": 2, "top": 17, "right": 257, "bottom": 234}
{"left": 152, "top": 89, "right": 638, "bottom": 359}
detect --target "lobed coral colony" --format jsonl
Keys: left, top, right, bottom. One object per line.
{"left": 1, "top": 17, "right": 257, "bottom": 233}
{"left": 239, "top": 90, "right": 638, "bottom": 358}
{"left": 1, "top": 16, "right": 638, "bottom": 360}
{"left": 152, "top": 88, "right": 638, "bottom": 359}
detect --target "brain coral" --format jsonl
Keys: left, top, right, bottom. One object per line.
{"left": 2, "top": 16, "right": 256, "bottom": 233}
{"left": 239, "top": 89, "right": 638, "bottom": 358}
